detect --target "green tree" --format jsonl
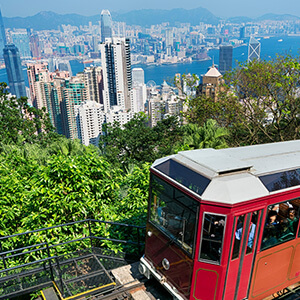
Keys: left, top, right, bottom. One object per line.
{"left": 99, "top": 113, "right": 184, "bottom": 168}
{"left": 0, "top": 82, "right": 58, "bottom": 145}
{"left": 183, "top": 119, "right": 229, "bottom": 150}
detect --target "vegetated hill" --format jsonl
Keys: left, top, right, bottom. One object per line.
{"left": 3, "top": 7, "right": 219, "bottom": 31}
{"left": 227, "top": 13, "right": 300, "bottom": 24}
{"left": 112, "top": 7, "right": 220, "bottom": 26}
{"left": 256, "top": 13, "right": 300, "bottom": 21}
{"left": 3, "top": 11, "right": 100, "bottom": 30}
{"left": 226, "top": 16, "right": 254, "bottom": 24}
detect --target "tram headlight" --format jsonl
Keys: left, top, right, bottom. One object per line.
{"left": 162, "top": 258, "right": 170, "bottom": 270}
{"left": 138, "top": 262, "right": 150, "bottom": 279}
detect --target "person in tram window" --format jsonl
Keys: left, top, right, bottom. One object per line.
{"left": 266, "top": 210, "right": 279, "bottom": 227}
{"left": 211, "top": 218, "right": 225, "bottom": 239}
{"left": 278, "top": 219, "right": 294, "bottom": 242}
{"left": 286, "top": 208, "right": 298, "bottom": 235}
{"left": 262, "top": 210, "right": 279, "bottom": 248}
{"left": 235, "top": 215, "right": 256, "bottom": 251}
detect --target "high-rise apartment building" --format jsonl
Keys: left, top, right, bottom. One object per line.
{"left": 3, "top": 44, "right": 26, "bottom": 98}
{"left": 248, "top": 36, "right": 261, "bottom": 62}
{"left": 100, "top": 10, "right": 113, "bottom": 42}
{"left": 165, "top": 28, "right": 173, "bottom": 48}
{"left": 75, "top": 100, "right": 105, "bottom": 147}
{"left": 83, "top": 66, "right": 103, "bottom": 104}
{"left": 27, "top": 62, "right": 70, "bottom": 134}
{"left": 219, "top": 45, "right": 233, "bottom": 75}
{"left": 27, "top": 62, "right": 50, "bottom": 110}
{"left": 61, "top": 75, "right": 87, "bottom": 139}
{"left": 100, "top": 37, "right": 132, "bottom": 113}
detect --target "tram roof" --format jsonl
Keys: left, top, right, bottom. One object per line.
{"left": 152, "top": 140, "right": 300, "bottom": 205}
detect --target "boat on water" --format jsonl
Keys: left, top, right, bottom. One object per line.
{"left": 278, "top": 39, "right": 283, "bottom": 42}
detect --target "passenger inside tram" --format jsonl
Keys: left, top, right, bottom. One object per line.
{"left": 285, "top": 208, "right": 298, "bottom": 234}
{"left": 262, "top": 200, "right": 300, "bottom": 250}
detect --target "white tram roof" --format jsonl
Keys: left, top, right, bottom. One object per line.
{"left": 152, "top": 140, "right": 300, "bottom": 205}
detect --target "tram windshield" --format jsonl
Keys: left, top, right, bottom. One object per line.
{"left": 149, "top": 174, "right": 199, "bottom": 255}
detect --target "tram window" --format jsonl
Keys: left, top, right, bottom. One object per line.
{"left": 259, "top": 169, "right": 300, "bottom": 192}
{"left": 261, "top": 199, "right": 300, "bottom": 251}
{"left": 150, "top": 175, "right": 199, "bottom": 255}
{"left": 246, "top": 212, "right": 258, "bottom": 254}
{"left": 199, "top": 213, "right": 226, "bottom": 264}
{"left": 232, "top": 212, "right": 258, "bottom": 260}
{"left": 232, "top": 215, "right": 245, "bottom": 260}
{"left": 154, "top": 159, "right": 210, "bottom": 195}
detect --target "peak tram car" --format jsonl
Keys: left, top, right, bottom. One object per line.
{"left": 139, "top": 140, "right": 300, "bottom": 300}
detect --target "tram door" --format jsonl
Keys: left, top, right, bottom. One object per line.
{"left": 224, "top": 210, "right": 262, "bottom": 300}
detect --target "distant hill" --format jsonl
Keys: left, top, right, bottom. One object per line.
{"left": 2, "top": 10, "right": 300, "bottom": 30}
{"left": 3, "top": 11, "right": 100, "bottom": 30}
{"left": 227, "top": 16, "right": 254, "bottom": 23}
{"left": 256, "top": 13, "right": 300, "bottom": 21}
{"left": 112, "top": 7, "right": 220, "bottom": 26}
{"left": 3, "top": 7, "right": 219, "bottom": 30}
{"left": 227, "top": 13, "right": 300, "bottom": 24}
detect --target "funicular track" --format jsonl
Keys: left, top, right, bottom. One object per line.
{"left": 0, "top": 219, "right": 145, "bottom": 300}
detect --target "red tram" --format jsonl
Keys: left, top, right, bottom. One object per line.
{"left": 139, "top": 140, "right": 300, "bottom": 300}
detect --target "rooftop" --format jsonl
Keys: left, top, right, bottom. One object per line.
{"left": 152, "top": 140, "right": 300, "bottom": 205}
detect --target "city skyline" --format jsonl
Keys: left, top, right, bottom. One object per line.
{"left": 1, "top": 0, "right": 300, "bottom": 19}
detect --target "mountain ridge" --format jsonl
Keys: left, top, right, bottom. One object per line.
{"left": 2, "top": 9, "right": 299, "bottom": 31}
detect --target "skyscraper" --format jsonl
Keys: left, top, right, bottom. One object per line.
{"left": 100, "top": 10, "right": 113, "bottom": 42}
{"left": 11, "top": 30, "right": 31, "bottom": 58}
{"left": 0, "top": 8, "right": 6, "bottom": 57}
{"left": 3, "top": 44, "right": 26, "bottom": 98}
{"left": 100, "top": 37, "right": 132, "bottom": 113}
{"left": 239, "top": 26, "right": 246, "bottom": 40}
{"left": 248, "top": 36, "right": 261, "bottom": 62}
{"left": 132, "top": 68, "right": 145, "bottom": 85}
{"left": 219, "top": 45, "right": 233, "bottom": 75}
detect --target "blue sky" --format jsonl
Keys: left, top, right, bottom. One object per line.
{"left": 1, "top": 0, "right": 300, "bottom": 18}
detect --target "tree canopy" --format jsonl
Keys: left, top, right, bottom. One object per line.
{"left": 184, "top": 54, "right": 300, "bottom": 146}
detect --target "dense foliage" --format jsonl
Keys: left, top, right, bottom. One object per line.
{"left": 99, "top": 113, "right": 184, "bottom": 169}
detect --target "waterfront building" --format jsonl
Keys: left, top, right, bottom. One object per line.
{"left": 219, "top": 45, "right": 233, "bottom": 74}
{"left": 11, "top": 29, "right": 31, "bottom": 58}
{"left": 75, "top": 100, "right": 105, "bottom": 146}
{"left": 132, "top": 68, "right": 145, "bottom": 85}
{"left": 100, "top": 10, "right": 113, "bottom": 42}
{"left": 248, "top": 36, "right": 261, "bottom": 62}
{"left": 99, "top": 37, "right": 132, "bottom": 113}
{"left": 3, "top": 44, "right": 26, "bottom": 98}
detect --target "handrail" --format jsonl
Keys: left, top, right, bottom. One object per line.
{"left": 0, "top": 219, "right": 145, "bottom": 241}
